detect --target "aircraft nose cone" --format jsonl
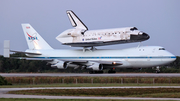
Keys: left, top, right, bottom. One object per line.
{"left": 170, "top": 54, "right": 176, "bottom": 62}
{"left": 130, "top": 32, "right": 150, "bottom": 41}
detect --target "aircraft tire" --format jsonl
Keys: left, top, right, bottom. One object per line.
{"left": 156, "top": 70, "right": 160, "bottom": 74}
{"left": 89, "top": 71, "right": 104, "bottom": 74}
{"left": 108, "top": 70, "right": 116, "bottom": 73}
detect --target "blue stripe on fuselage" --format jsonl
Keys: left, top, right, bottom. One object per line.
{"left": 33, "top": 56, "right": 176, "bottom": 59}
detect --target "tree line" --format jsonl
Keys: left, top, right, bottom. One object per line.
{"left": 0, "top": 53, "right": 179, "bottom": 73}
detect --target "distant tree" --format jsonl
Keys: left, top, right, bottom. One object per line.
{"left": 0, "top": 75, "right": 12, "bottom": 85}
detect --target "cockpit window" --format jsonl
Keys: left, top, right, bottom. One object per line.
{"left": 130, "top": 27, "right": 138, "bottom": 31}
{"left": 159, "top": 48, "right": 165, "bottom": 50}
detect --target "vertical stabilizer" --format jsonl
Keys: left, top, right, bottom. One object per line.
{"left": 4, "top": 40, "right": 10, "bottom": 58}
{"left": 67, "top": 10, "right": 88, "bottom": 31}
{"left": 22, "top": 24, "right": 53, "bottom": 50}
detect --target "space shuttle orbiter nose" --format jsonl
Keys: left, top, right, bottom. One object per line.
{"left": 130, "top": 32, "right": 150, "bottom": 41}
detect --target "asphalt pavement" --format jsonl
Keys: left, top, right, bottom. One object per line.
{"left": 1, "top": 73, "right": 180, "bottom": 77}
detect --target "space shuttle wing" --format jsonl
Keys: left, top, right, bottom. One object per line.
{"left": 66, "top": 10, "right": 88, "bottom": 30}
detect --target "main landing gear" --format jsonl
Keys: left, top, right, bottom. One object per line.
{"left": 155, "top": 66, "right": 160, "bottom": 73}
{"left": 89, "top": 70, "right": 104, "bottom": 74}
{"left": 152, "top": 66, "right": 160, "bottom": 73}
{"left": 89, "top": 69, "right": 116, "bottom": 74}
{"left": 108, "top": 68, "right": 116, "bottom": 73}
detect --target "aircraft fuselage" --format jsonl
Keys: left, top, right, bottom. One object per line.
{"left": 26, "top": 46, "right": 175, "bottom": 68}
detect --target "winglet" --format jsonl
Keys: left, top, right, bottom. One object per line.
{"left": 4, "top": 40, "right": 10, "bottom": 58}
{"left": 66, "top": 10, "right": 88, "bottom": 31}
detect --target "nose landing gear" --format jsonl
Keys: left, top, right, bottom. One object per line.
{"left": 152, "top": 66, "right": 160, "bottom": 73}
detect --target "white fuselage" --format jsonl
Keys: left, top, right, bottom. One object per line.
{"left": 26, "top": 46, "right": 176, "bottom": 68}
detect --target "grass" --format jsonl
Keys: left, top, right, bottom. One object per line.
{"left": 0, "top": 98, "right": 171, "bottom": 101}
{"left": 8, "top": 88, "right": 180, "bottom": 98}
{"left": 130, "top": 92, "right": 180, "bottom": 98}
{"left": 1, "top": 83, "right": 180, "bottom": 88}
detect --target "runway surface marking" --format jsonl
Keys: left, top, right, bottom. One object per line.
{"left": 1, "top": 86, "right": 180, "bottom": 100}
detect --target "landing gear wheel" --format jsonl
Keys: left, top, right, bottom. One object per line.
{"left": 89, "top": 70, "right": 104, "bottom": 74}
{"left": 108, "top": 70, "right": 116, "bottom": 73}
{"left": 156, "top": 70, "right": 160, "bottom": 73}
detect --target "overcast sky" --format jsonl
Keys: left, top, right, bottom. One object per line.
{"left": 0, "top": 0, "right": 180, "bottom": 56}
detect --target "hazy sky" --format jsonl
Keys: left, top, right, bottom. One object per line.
{"left": 0, "top": 0, "right": 180, "bottom": 55}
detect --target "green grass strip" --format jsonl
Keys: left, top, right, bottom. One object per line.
{"left": 8, "top": 88, "right": 180, "bottom": 98}
{"left": 0, "top": 98, "right": 168, "bottom": 101}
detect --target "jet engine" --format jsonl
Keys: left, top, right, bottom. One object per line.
{"left": 88, "top": 63, "right": 103, "bottom": 71}
{"left": 51, "top": 61, "right": 67, "bottom": 69}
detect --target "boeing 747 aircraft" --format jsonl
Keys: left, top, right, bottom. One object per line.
{"left": 56, "top": 10, "right": 150, "bottom": 51}
{"left": 4, "top": 24, "right": 175, "bottom": 73}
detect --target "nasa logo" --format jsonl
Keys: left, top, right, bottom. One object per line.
{"left": 82, "top": 39, "right": 84, "bottom": 41}
{"left": 27, "top": 32, "right": 38, "bottom": 40}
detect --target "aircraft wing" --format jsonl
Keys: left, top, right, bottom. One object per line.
{"left": 11, "top": 57, "right": 123, "bottom": 66}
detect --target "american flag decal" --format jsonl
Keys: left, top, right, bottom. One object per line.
{"left": 98, "top": 36, "right": 102, "bottom": 40}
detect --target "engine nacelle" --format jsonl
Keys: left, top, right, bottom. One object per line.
{"left": 51, "top": 61, "right": 67, "bottom": 69}
{"left": 88, "top": 63, "right": 103, "bottom": 71}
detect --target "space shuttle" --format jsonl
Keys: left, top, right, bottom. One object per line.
{"left": 56, "top": 10, "right": 150, "bottom": 50}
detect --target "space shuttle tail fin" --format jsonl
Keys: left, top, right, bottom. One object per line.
{"left": 66, "top": 10, "right": 88, "bottom": 31}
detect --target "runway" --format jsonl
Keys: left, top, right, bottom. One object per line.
{"left": 1, "top": 73, "right": 180, "bottom": 77}
{"left": 1, "top": 87, "right": 180, "bottom": 100}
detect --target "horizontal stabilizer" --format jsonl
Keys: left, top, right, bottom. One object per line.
{"left": 10, "top": 50, "right": 42, "bottom": 55}
{"left": 10, "top": 57, "right": 53, "bottom": 61}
